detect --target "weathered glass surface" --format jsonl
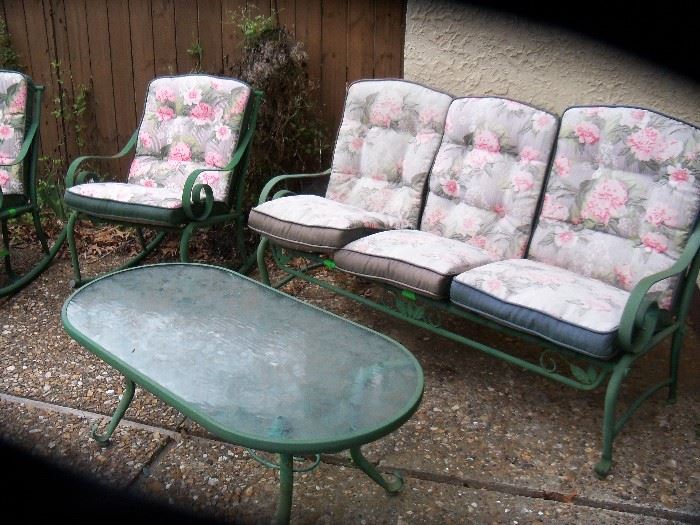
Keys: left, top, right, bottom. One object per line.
{"left": 63, "top": 264, "right": 422, "bottom": 449}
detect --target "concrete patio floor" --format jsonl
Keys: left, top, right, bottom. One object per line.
{"left": 1, "top": 249, "right": 699, "bottom": 524}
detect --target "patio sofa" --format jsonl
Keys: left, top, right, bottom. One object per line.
{"left": 248, "top": 79, "right": 700, "bottom": 477}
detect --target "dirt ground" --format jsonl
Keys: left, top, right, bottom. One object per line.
{"left": 1, "top": 225, "right": 699, "bottom": 524}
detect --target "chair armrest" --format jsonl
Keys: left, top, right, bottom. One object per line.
{"left": 0, "top": 119, "right": 39, "bottom": 169}
{"left": 65, "top": 130, "right": 138, "bottom": 188}
{"left": 257, "top": 169, "right": 332, "bottom": 205}
{"left": 180, "top": 107, "right": 261, "bottom": 221}
{"left": 618, "top": 227, "right": 700, "bottom": 352}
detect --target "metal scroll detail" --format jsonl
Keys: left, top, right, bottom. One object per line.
{"left": 538, "top": 350, "right": 605, "bottom": 386}
{"left": 377, "top": 288, "right": 443, "bottom": 328}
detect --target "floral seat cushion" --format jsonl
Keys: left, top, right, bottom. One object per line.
{"left": 326, "top": 79, "right": 453, "bottom": 228}
{"left": 248, "top": 194, "right": 413, "bottom": 254}
{"left": 450, "top": 259, "right": 630, "bottom": 358}
{"left": 0, "top": 71, "right": 29, "bottom": 198}
{"left": 421, "top": 97, "right": 558, "bottom": 259}
{"left": 64, "top": 182, "right": 227, "bottom": 226}
{"left": 335, "top": 229, "right": 495, "bottom": 299}
{"left": 529, "top": 106, "right": 700, "bottom": 309}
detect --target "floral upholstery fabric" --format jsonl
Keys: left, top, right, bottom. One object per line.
{"left": 529, "top": 106, "right": 700, "bottom": 309}
{"left": 335, "top": 229, "right": 495, "bottom": 298}
{"left": 326, "top": 80, "right": 452, "bottom": 228}
{"left": 0, "top": 72, "right": 29, "bottom": 197}
{"left": 451, "top": 259, "right": 630, "bottom": 358}
{"left": 67, "top": 182, "right": 185, "bottom": 209}
{"left": 421, "top": 97, "right": 558, "bottom": 260}
{"left": 127, "top": 75, "right": 251, "bottom": 203}
{"left": 248, "top": 194, "right": 414, "bottom": 254}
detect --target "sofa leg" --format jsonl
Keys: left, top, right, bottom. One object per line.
{"left": 595, "top": 353, "right": 634, "bottom": 479}
{"left": 257, "top": 237, "right": 271, "bottom": 285}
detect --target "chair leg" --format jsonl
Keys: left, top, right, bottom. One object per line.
{"left": 66, "top": 211, "right": 83, "bottom": 287}
{"left": 1, "top": 218, "right": 14, "bottom": 277}
{"left": 179, "top": 223, "right": 196, "bottom": 262}
{"left": 30, "top": 206, "right": 49, "bottom": 254}
{"left": 256, "top": 236, "right": 271, "bottom": 285}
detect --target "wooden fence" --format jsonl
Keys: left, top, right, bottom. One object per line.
{"left": 0, "top": 0, "right": 405, "bottom": 176}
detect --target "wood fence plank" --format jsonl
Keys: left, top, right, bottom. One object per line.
{"left": 2, "top": 0, "right": 32, "bottom": 72}
{"left": 63, "top": 0, "right": 93, "bottom": 157}
{"left": 85, "top": 0, "right": 118, "bottom": 166}
{"left": 49, "top": 0, "right": 79, "bottom": 161}
{"left": 129, "top": 0, "right": 155, "bottom": 120}
{"left": 347, "top": 0, "right": 374, "bottom": 82}
{"left": 220, "top": 0, "right": 245, "bottom": 74}
{"left": 22, "top": 0, "right": 63, "bottom": 164}
{"left": 174, "top": 0, "right": 198, "bottom": 73}
{"left": 374, "top": 0, "right": 404, "bottom": 78}
{"left": 275, "top": 0, "right": 296, "bottom": 36}
{"left": 106, "top": 0, "right": 136, "bottom": 177}
{"left": 294, "top": 0, "right": 321, "bottom": 96}
{"left": 321, "top": 0, "right": 347, "bottom": 131}
{"left": 197, "top": 0, "right": 223, "bottom": 75}
{"left": 151, "top": 0, "right": 176, "bottom": 75}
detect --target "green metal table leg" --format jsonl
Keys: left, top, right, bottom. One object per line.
{"left": 350, "top": 446, "right": 403, "bottom": 494}
{"left": 91, "top": 377, "right": 135, "bottom": 446}
{"left": 275, "top": 453, "right": 294, "bottom": 525}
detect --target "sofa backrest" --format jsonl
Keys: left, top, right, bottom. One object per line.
{"left": 325, "top": 79, "right": 453, "bottom": 228}
{"left": 528, "top": 106, "right": 700, "bottom": 309}
{"left": 420, "top": 97, "right": 558, "bottom": 259}
{"left": 0, "top": 71, "right": 29, "bottom": 197}
{"left": 128, "top": 75, "right": 252, "bottom": 203}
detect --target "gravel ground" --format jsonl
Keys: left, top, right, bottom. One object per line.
{"left": 1, "top": 239, "right": 699, "bottom": 524}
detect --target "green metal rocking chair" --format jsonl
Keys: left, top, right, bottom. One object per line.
{"left": 63, "top": 74, "right": 261, "bottom": 287}
{"left": 1, "top": 70, "right": 67, "bottom": 297}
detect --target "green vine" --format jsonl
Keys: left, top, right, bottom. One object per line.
{"left": 38, "top": 60, "right": 91, "bottom": 222}
{"left": 187, "top": 40, "right": 203, "bottom": 72}
{"left": 0, "top": 17, "right": 20, "bottom": 70}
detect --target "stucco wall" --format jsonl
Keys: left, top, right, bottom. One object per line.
{"left": 404, "top": 0, "right": 700, "bottom": 124}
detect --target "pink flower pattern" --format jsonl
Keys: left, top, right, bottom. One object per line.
{"left": 529, "top": 106, "right": 700, "bottom": 311}
{"left": 124, "top": 76, "right": 253, "bottom": 203}
{"left": 574, "top": 121, "right": 600, "bottom": 145}
{"left": 0, "top": 72, "right": 30, "bottom": 196}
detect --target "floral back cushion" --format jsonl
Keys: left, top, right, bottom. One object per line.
{"left": 529, "top": 106, "right": 700, "bottom": 308}
{"left": 0, "top": 71, "right": 29, "bottom": 197}
{"left": 420, "top": 97, "right": 558, "bottom": 259}
{"left": 326, "top": 80, "right": 452, "bottom": 228}
{"left": 128, "top": 75, "right": 251, "bottom": 203}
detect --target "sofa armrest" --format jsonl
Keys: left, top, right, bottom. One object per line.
{"left": 257, "top": 169, "right": 331, "bottom": 205}
{"left": 618, "top": 227, "right": 700, "bottom": 352}
{"left": 65, "top": 130, "right": 139, "bottom": 189}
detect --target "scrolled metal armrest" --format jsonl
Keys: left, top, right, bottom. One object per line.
{"left": 65, "top": 130, "right": 138, "bottom": 188}
{"left": 617, "top": 227, "right": 700, "bottom": 352}
{"left": 181, "top": 167, "right": 217, "bottom": 221}
{"left": 257, "top": 169, "right": 332, "bottom": 205}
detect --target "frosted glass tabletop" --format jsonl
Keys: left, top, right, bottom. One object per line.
{"left": 62, "top": 263, "right": 423, "bottom": 453}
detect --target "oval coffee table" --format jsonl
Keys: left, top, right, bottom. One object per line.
{"left": 62, "top": 263, "right": 424, "bottom": 524}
